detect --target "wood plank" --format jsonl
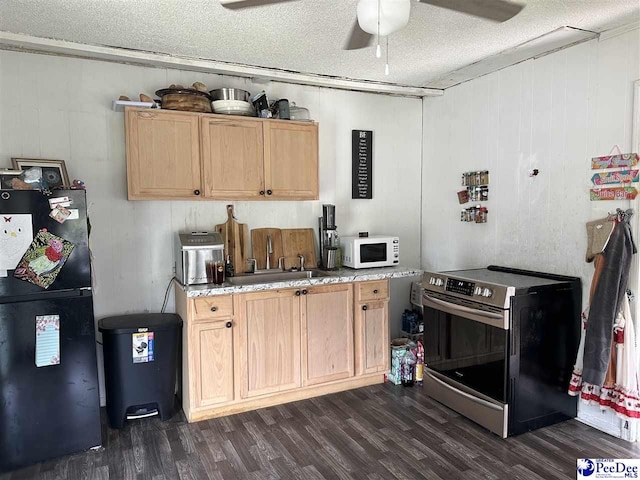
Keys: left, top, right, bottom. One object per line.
{"left": 214, "top": 205, "right": 250, "bottom": 274}
{"left": 281, "top": 228, "right": 317, "bottom": 270}
{"left": 250, "top": 228, "right": 284, "bottom": 270}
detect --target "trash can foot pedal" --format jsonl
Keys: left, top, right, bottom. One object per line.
{"left": 126, "top": 409, "right": 159, "bottom": 420}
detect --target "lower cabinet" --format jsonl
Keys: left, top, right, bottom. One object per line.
{"left": 193, "top": 320, "right": 235, "bottom": 408}
{"left": 237, "top": 289, "right": 301, "bottom": 398}
{"left": 302, "top": 284, "right": 354, "bottom": 386}
{"left": 355, "top": 299, "right": 390, "bottom": 375}
{"left": 177, "top": 280, "right": 390, "bottom": 421}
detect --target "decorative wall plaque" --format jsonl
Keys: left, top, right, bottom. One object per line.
{"left": 352, "top": 130, "right": 372, "bottom": 199}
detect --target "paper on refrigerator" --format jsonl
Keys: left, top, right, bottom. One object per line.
{"left": 0, "top": 214, "right": 33, "bottom": 271}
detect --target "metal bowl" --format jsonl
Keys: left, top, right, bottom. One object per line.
{"left": 209, "top": 88, "right": 251, "bottom": 102}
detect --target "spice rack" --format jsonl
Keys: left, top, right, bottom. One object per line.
{"left": 459, "top": 170, "right": 489, "bottom": 223}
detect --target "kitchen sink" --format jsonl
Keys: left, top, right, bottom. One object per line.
{"left": 227, "top": 269, "right": 334, "bottom": 286}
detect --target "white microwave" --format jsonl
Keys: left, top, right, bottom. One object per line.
{"left": 341, "top": 236, "right": 399, "bottom": 269}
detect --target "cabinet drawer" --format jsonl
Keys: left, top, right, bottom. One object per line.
{"left": 356, "top": 280, "right": 389, "bottom": 302}
{"left": 192, "top": 296, "right": 233, "bottom": 320}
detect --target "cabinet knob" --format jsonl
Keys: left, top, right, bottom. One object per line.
{"left": 302, "top": 289, "right": 308, "bottom": 295}
{"left": 210, "top": 306, "right": 218, "bottom": 312}
{"left": 225, "top": 321, "right": 232, "bottom": 328}
{"left": 267, "top": 189, "right": 273, "bottom": 195}
{"left": 194, "top": 189, "right": 200, "bottom": 196}
{"left": 295, "top": 290, "right": 301, "bottom": 296}
{"left": 259, "top": 190, "right": 265, "bottom": 195}
{"left": 362, "top": 305, "right": 368, "bottom": 311}
{"left": 373, "top": 289, "right": 379, "bottom": 294}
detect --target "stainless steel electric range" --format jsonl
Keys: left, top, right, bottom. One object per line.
{"left": 421, "top": 265, "right": 581, "bottom": 437}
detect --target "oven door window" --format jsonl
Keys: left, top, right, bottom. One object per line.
{"left": 423, "top": 306, "right": 508, "bottom": 402}
{"left": 359, "top": 243, "right": 387, "bottom": 263}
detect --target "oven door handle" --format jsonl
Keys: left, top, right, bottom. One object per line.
{"left": 423, "top": 294, "right": 508, "bottom": 329}
{"left": 426, "top": 371, "right": 503, "bottom": 411}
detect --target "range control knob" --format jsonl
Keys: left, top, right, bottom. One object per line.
{"left": 474, "top": 286, "right": 483, "bottom": 296}
{"left": 434, "top": 278, "right": 444, "bottom": 287}
{"left": 482, "top": 288, "right": 493, "bottom": 297}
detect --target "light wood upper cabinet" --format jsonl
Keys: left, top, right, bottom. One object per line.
{"left": 201, "top": 116, "right": 265, "bottom": 199}
{"left": 126, "top": 109, "right": 202, "bottom": 200}
{"left": 263, "top": 121, "right": 319, "bottom": 200}
{"left": 238, "top": 289, "right": 301, "bottom": 398}
{"left": 193, "top": 320, "right": 235, "bottom": 408}
{"left": 301, "top": 284, "right": 354, "bottom": 386}
{"left": 125, "top": 108, "right": 318, "bottom": 201}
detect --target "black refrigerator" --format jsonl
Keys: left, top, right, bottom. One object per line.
{"left": 0, "top": 190, "right": 101, "bottom": 472}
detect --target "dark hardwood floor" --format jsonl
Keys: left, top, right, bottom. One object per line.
{"left": 3, "top": 383, "right": 639, "bottom": 479}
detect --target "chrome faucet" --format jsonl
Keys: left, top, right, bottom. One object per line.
{"left": 248, "top": 258, "right": 257, "bottom": 273}
{"left": 278, "top": 256, "right": 286, "bottom": 271}
{"left": 298, "top": 254, "right": 305, "bottom": 271}
{"left": 266, "top": 235, "right": 272, "bottom": 270}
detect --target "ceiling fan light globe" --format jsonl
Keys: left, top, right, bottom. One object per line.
{"left": 357, "top": 0, "right": 411, "bottom": 36}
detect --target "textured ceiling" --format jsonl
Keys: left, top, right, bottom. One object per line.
{"left": 0, "top": 0, "right": 638, "bottom": 88}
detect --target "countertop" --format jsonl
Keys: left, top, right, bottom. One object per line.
{"left": 182, "top": 266, "right": 423, "bottom": 297}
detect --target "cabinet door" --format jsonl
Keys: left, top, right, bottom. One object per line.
{"left": 263, "top": 121, "right": 318, "bottom": 200}
{"left": 238, "top": 290, "right": 301, "bottom": 398}
{"left": 302, "top": 284, "right": 354, "bottom": 386}
{"left": 193, "top": 320, "right": 235, "bottom": 408}
{"left": 355, "top": 300, "right": 390, "bottom": 375}
{"left": 126, "top": 109, "right": 202, "bottom": 199}
{"left": 201, "top": 116, "right": 265, "bottom": 199}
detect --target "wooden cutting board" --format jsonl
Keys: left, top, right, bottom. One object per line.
{"left": 215, "top": 205, "right": 249, "bottom": 274}
{"left": 250, "top": 228, "right": 283, "bottom": 270}
{"left": 281, "top": 228, "right": 317, "bottom": 270}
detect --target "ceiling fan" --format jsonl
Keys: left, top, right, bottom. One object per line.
{"left": 220, "top": 0, "right": 525, "bottom": 51}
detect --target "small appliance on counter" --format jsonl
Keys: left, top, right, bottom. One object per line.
{"left": 341, "top": 235, "right": 399, "bottom": 269}
{"left": 175, "top": 232, "right": 224, "bottom": 285}
{"left": 318, "top": 204, "right": 340, "bottom": 270}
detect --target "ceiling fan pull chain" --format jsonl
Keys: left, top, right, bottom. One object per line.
{"left": 375, "top": 0, "right": 382, "bottom": 58}
{"left": 385, "top": 36, "right": 390, "bottom": 75}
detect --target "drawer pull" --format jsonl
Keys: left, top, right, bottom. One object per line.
{"left": 225, "top": 321, "right": 232, "bottom": 328}
{"left": 302, "top": 289, "right": 308, "bottom": 295}
{"left": 210, "top": 306, "right": 218, "bottom": 312}
{"left": 194, "top": 189, "right": 201, "bottom": 196}
{"left": 362, "top": 305, "right": 368, "bottom": 311}
{"left": 295, "top": 290, "right": 301, "bottom": 296}
{"left": 259, "top": 190, "right": 265, "bottom": 195}
{"left": 267, "top": 189, "right": 273, "bottom": 195}
{"left": 373, "top": 289, "right": 379, "bottom": 294}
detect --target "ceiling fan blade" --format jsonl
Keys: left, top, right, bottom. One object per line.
{"left": 220, "top": 0, "right": 298, "bottom": 9}
{"left": 343, "top": 19, "right": 375, "bottom": 50}
{"left": 419, "top": 0, "right": 524, "bottom": 22}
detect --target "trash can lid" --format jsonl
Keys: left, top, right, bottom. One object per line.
{"left": 98, "top": 313, "right": 182, "bottom": 334}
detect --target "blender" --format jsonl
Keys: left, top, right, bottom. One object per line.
{"left": 319, "top": 204, "right": 340, "bottom": 270}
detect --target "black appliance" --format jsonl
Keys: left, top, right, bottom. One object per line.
{"left": 0, "top": 190, "right": 101, "bottom": 471}
{"left": 421, "top": 265, "right": 581, "bottom": 437}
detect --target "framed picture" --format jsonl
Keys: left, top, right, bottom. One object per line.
{"left": 0, "top": 169, "right": 23, "bottom": 190}
{"left": 11, "top": 158, "right": 70, "bottom": 189}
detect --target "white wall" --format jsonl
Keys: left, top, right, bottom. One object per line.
{"left": 0, "top": 50, "right": 423, "bottom": 403}
{"left": 422, "top": 27, "right": 640, "bottom": 438}
{"left": 422, "top": 27, "right": 639, "bottom": 292}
